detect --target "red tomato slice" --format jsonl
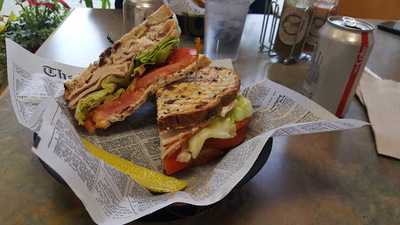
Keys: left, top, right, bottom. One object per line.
{"left": 204, "top": 125, "right": 248, "bottom": 151}
{"left": 84, "top": 116, "right": 96, "bottom": 134}
{"left": 235, "top": 117, "right": 251, "bottom": 131}
{"left": 163, "top": 150, "right": 189, "bottom": 175}
{"left": 135, "top": 48, "right": 198, "bottom": 89}
{"left": 167, "top": 48, "right": 197, "bottom": 64}
{"left": 204, "top": 118, "right": 250, "bottom": 150}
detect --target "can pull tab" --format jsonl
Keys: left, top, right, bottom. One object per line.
{"left": 343, "top": 16, "right": 360, "bottom": 30}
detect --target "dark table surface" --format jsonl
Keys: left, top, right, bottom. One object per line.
{"left": 1, "top": 8, "right": 400, "bottom": 225}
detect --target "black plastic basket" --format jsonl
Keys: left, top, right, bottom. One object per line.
{"left": 33, "top": 133, "right": 272, "bottom": 221}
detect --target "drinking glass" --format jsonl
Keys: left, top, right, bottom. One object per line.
{"left": 205, "top": 0, "right": 251, "bottom": 60}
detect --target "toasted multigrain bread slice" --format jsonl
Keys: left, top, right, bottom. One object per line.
{"left": 156, "top": 67, "right": 240, "bottom": 130}
{"left": 64, "top": 5, "right": 179, "bottom": 109}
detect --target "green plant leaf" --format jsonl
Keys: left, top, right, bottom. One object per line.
{"left": 0, "top": 24, "right": 5, "bottom": 33}
{"left": 5, "top": 0, "right": 69, "bottom": 52}
{"left": 0, "top": 0, "right": 4, "bottom": 12}
{"left": 9, "top": 11, "right": 17, "bottom": 21}
{"left": 84, "top": 0, "right": 93, "bottom": 8}
{"left": 101, "top": 0, "right": 111, "bottom": 9}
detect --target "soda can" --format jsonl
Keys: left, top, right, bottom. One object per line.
{"left": 304, "top": 16, "right": 375, "bottom": 117}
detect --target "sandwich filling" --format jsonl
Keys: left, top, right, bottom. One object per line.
{"left": 131, "top": 36, "right": 180, "bottom": 77}
{"left": 175, "top": 95, "right": 253, "bottom": 162}
{"left": 161, "top": 95, "right": 253, "bottom": 175}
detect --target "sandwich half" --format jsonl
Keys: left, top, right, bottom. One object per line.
{"left": 156, "top": 67, "right": 254, "bottom": 175}
{"left": 63, "top": 5, "right": 210, "bottom": 132}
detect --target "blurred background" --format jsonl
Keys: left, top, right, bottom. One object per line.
{"left": 250, "top": 0, "right": 400, "bottom": 20}
{"left": 338, "top": 0, "right": 400, "bottom": 20}
{"left": 0, "top": 0, "right": 399, "bottom": 93}
{"left": 1, "top": 0, "right": 400, "bottom": 19}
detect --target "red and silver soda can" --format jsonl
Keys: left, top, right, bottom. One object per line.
{"left": 304, "top": 16, "right": 375, "bottom": 117}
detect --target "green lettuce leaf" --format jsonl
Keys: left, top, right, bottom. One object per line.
{"left": 188, "top": 117, "right": 237, "bottom": 159}
{"left": 131, "top": 36, "right": 180, "bottom": 76}
{"left": 75, "top": 76, "right": 130, "bottom": 125}
{"left": 228, "top": 95, "right": 254, "bottom": 122}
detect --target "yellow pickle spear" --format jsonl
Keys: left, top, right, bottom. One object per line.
{"left": 81, "top": 138, "right": 187, "bottom": 193}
